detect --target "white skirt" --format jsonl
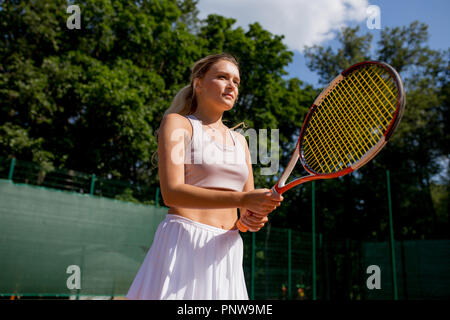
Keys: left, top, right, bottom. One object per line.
{"left": 126, "top": 214, "right": 249, "bottom": 300}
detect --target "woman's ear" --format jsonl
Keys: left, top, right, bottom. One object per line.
{"left": 193, "top": 78, "right": 202, "bottom": 95}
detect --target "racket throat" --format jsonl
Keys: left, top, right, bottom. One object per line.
{"left": 275, "top": 148, "right": 317, "bottom": 194}
{"left": 276, "top": 148, "right": 300, "bottom": 189}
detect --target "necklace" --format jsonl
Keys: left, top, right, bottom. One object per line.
{"left": 205, "top": 123, "right": 227, "bottom": 133}
{"left": 204, "top": 122, "right": 235, "bottom": 147}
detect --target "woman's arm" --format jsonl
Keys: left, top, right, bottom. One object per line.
{"left": 158, "top": 114, "right": 281, "bottom": 213}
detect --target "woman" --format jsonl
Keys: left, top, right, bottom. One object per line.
{"left": 126, "top": 53, "right": 283, "bottom": 300}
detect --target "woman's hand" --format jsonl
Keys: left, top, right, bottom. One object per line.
{"left": 238, "top": 208, "right": 269, "bottom": 232}
{"left": 241, "top": 189, "right": 283, "bottom": 215}
{"left": 238, "top": 189, "right": 283, "bottom": 232}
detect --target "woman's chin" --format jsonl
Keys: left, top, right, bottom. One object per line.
{"left": 205, "top": 98, "right": 234, "bottom": 112}
{"left": 222, "top": 100, "right": 235, "bottom": 110}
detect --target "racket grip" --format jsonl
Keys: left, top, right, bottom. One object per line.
{"left": 237, "top": 210, "right": 256, "bottom": 232}
{"left": 237, "top": 187, "right": 280, "bottom": 232}
{"left": 236, "top": 218, "right": 249, "bottom": 232}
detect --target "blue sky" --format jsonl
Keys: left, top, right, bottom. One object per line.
{"left": 198, "top": 0, "right": 450, "bottom": 87}
{"left": 288, "top": 0, "right": 450, "bottom": 86}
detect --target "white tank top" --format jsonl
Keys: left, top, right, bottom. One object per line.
{"left": 184, "top": 115, "right": 249, "bottom": 192}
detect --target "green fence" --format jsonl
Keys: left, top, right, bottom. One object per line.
{"left": 241, "top": 227, "right": 450, "bottom": 300}
{"left": 0, "top": 157, "right": 161, "bottom": 205}
{"left": 0, "top": 158, "right": 449, "bottom": 299}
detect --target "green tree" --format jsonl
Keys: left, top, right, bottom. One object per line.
{"left": 0, "top": 0, "right": 202, "bottom": 194}
{"left": 304, "top": 26, "right": 373, "bottom": 84}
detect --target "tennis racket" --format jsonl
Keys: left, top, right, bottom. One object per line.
{"left": 237, "top": 61, "right": 406, "bottom": 232}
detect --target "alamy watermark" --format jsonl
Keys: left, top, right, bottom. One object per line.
{"left": 170, "top": 127, "right": 279, "bottom": 176}
{"left": 66, "top": 265, "right": 81, "bottom": 290}
{"left": 65, "top": 4, "right": 380, "bottom": 32}
{"left": 66, "top": 5, "right": 81, "bottom": 30}
{"left": 366, "top": 265, "right": 381, "bottom": 290}
{"left": 366, "top": 5, "right": 381, "bottom": 30}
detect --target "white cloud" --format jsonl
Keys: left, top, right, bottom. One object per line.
{"left": 197, "top": 0, "right": 370, "bottom": 52}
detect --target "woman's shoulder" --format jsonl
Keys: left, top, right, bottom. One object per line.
{"left": 159, "top": 113, "right": 193, "bottom": 139}
{"left": 161, "top": 113, "right": 191, "bottom": 129}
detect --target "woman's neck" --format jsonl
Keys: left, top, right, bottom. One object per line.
{"left": 192, "top": 109, "right": 224, "bottom": 126}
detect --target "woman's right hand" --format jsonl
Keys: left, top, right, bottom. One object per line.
{"left": 241, "top": 189, "right": 283, "bottom": 216}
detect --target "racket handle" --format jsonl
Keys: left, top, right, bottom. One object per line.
{"left": 236, "top": 218, "right": 249, "bottom": 232}
{"left": 237, "top": 210, "right": 256, "bottom": 232}
{"left": 237, "top": 187, "right": 281, "bottom": 232}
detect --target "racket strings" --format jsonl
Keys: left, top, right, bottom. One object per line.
{"left": 305, "top": 66, "right": 397, "bottom": 171}
{"left": 309, "top": 95, "right": 365, "bottom": 170}
{"left": 305, "top": 67, "right": 393, "bottom": 171}
{"left": 302, "top": 65, "right": 398, "bottom": 174}
{"left": 324, "top": 93, "right": 368, "bottom": 158}
{"left": 351, "top": 72, "right": 392, "bottom": 123}
{"left": 309, "top": 85, "right": 369, "bottom": 166}
{"left": 307, "top": 116, "right": 342, "bottom": 172}
{"left": 329, "top": 88, "right": 375, "bottom": 150}
{"left": 308, "top": 103, "right": 358, "bottom": 170}
{"left": 305, "top": 82, "right": 381, "bottom": 171}
{"left": 339, "top": 81, "right": 384, "bottom": 144}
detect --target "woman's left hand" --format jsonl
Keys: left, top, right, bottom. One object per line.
{"left": 238, "top": 208, "right": 269, "bottom": 232}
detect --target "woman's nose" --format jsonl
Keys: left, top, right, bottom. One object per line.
{"left": 227, "top": 80, "right": 237, "bottom": 89}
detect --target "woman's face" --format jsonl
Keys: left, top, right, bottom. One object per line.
{"left": 194, "top": 59, "right": 240, "bottom": 112}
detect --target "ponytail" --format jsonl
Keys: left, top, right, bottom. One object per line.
{"left": 163, "top": 85, "right": 196, "bottom": 117}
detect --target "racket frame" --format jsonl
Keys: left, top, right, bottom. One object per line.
{"left": 274, "top": 61, "right": 405, "bottom": 195}
{"left": 238, "top": 61, "right": 405, "bottom": 231}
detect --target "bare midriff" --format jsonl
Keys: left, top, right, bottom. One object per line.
{"left": 167, "top": 187, "right": 239, "bottom": 230}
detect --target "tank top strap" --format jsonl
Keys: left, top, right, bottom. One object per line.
{"left": 186, "top": 115, "right": 202, "bottom": 142}
{"left": 185, "top": 115, "right": 203, "bottom": 164}
{"left": 228, "top": 129, "right": 237, "bottom": 146}
{"left": 229, "top": 130, "right": 246, "bottom": 158}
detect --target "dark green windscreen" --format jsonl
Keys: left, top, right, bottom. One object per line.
{"left": 0, "top": 179, "right": 167, "bottom": 296}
